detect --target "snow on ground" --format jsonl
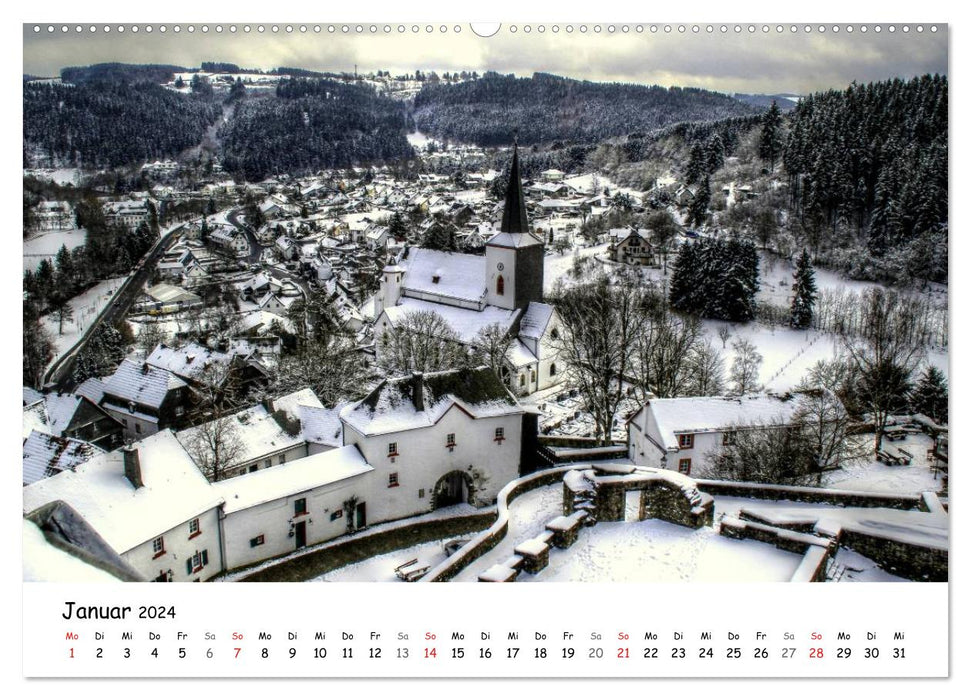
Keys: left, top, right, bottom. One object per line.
{"left": 451, "top": 484, "right": 564, "bottom": 582}
{"left": 526, "top": 518, "right": 802, "bottom": 583}
{"left": 832, "top": 548, "right": 908, "bottom": 583}
{"left": 543, "top": 243, "right": 609, "bottom": 293}
{"left": 312, "top": 534, "right": 478, "bottom": 583}
{"left": 24, "top": 168, "right": 83, "bottom": 185}
{"left": 23, "top": 228, "right": 87, "bottom": 273}
{"left": 40, "top": 277, "right": 126, "bottom": 368}
{"left": 821, "top": 432, "right": 943, "bottom": 494}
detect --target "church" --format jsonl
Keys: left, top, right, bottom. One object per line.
{"left": 374, "top": 146, "right": 563, "bottom": 396}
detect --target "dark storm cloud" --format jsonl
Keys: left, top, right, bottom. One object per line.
{"left": 23, "top": 23, "right": 947, "bottom": 94}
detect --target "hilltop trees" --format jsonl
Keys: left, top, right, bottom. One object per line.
{"left": 758, "top": 100, "right": 783, "bottom": 170}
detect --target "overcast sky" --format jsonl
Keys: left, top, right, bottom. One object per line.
{"left": 23, "top": 23, "right": 947, "bottom": 95}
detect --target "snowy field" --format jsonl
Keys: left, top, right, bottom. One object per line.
{"left": 543, "top": 243, "right": 610, "bottom": 293}
{"left": 525, "top": 518, "right": 802, "bottom": 583}
{"left": 39, "top": 277, "right": 126, "bottom": 368}
{"left": 23, "top": 228, "right": 87, "bottom": 273}
{"left": 24, "top": 167, "right": 83, "bottom": 185}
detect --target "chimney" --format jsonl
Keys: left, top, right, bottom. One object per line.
{"left": 123, "top": 445, "right": 144, "bottom": 489}
{"left": 262, "top": 397, "right": 275, "bottom": 413}
{"left": 411, "top": 371, "right": 425, "bottom": 412}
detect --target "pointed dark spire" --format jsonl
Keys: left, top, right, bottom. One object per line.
{"left": 500, "top": 143, "right": 529, "bottom": 234}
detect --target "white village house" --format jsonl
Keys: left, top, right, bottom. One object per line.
{"left": 626, "top": 392, "right": 825, "bottom": 476}
{"left": 24, "top": 367, "right": 527, "bottom": 580}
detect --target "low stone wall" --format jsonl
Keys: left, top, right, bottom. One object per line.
{"left": 422, "top": 466, "right": 578, "bottom": 582}
{"left": 719, "top": 516, "right": 835, "bottom": 583}
{"left": 838, "top": 529, "right": 948, "bottom": 582}
{"left": 238, "top": 511, "right": 494, "bottom": 582}
{"left": 792, "top": 546, "right": 830, "bottom": 583}
{"left": 696, "top": 479, "right": 924, "bottom": 510}
{"left": 539, "top": 435, "right": 625, "bottom": 449}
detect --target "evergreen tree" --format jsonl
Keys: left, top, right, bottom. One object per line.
{"left": 789, "top": 248, "right": 818, "bottom": 329}
{"left": 758, "top": 101, "right": 783, "bottom": 169}
{"left": 73, "top": 324, "right": 126, "bottom": 384}
{"left": 688, "top": 177, "right": 711, "bottom": 228}
{"left": 910, "top": 365, "right": 948, "bottom": 424}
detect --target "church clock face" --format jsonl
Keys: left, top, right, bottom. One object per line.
{"left": 496, "top": 262, "right": 504, "bottom": 271}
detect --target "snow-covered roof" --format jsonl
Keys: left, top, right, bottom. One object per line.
{"left": 102, "top": 359, "right": 186, "bottom": 409}
{"left": 215, "top": 445, "right": 373, "bottom": 514}
{"left": 300, "top": 404, "right": 346, "bottom": 448}
{"left": 506, "top": 339, "right": 537, "bottom": 368}
{"left": 341, "top": 366, "right": 522, "bottom": 436}
{"left": 146, "top": 342, "right": 231, "bottom": 383}
{"left": 518, "top": 302, "right": 555, "bottom": 340}
{"left": 23, "top": 400, "right": 49, "bottom": 440}
{"left": 23, "top": 387, "right": 43, "bottom": 405}
{"left": 23, "top": 430, "right": 103, "bottom": 485}
{"left": 75, "top": 377, "right": 106, "bottom": 405}
{"left": 486, "top": 231, "right": 544, "bottom": 249}
{"left": 22, "top": 431, "right": 223, "bottom": 554}
{"left": 383, "top": 298, "right": 519, "bottom": 344}
{"left": 176, "top": 388, "right": 323, "bottom": 470}
{"left": 40, "top": 393, "right": 84, "bottom": 436}
{"left": 400, "top": 248, "right": 486, "bottom": 303}
{"left": 647, "top": 393, "right": 811, "bottom": 451}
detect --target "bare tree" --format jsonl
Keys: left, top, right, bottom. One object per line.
{"left": 792, "top": 389, "right": 859, "bottom": 480}
{"left": 263, "top": 334, "right": 367, "bottom": 406}
{"left": 729, "top": 337, "right": 763, "bottom": 395}
{"left": 839, "top": 288, "right": 926, "bottom": 452}
{"left": 548, "top": 273, "right": 646, "bottom": 445}
{"left": 378, "top": 309, "right": 468, "bottom": 374}
{"left": 704, "top": 419, "right": 820, "bottom": 486}
{"left": 50, "top": 297, "right": 74, "bottom": 336}
{"left": 136, "top": 322, "right": 170, "bottom": 355}
{"left": 183, "top": 414, "right": 245, "bottom": 482}
{"left": 717, "top": 325, "right": 732, "bottom": 349}
{"left": 472, "top": 322, "right": 514, "bottom": 379}
{"left": 684, "top": 338, "right": 726, "bottom": 396}
{"left": 633, "top": 305, "right": 702, "bottom": 400}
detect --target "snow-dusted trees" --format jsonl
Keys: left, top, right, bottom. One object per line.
{"left": 840, "top": 288, "right": 926, "bottom": 452}
{"left": 729, "top": 338, "right": 763, "bottom": 396}
{"left": 910, "top": 365, "right": 948, "bottom": 424}
{"left": 183, "top": 415, "right": 244, "bottom": 483}
{"left": 789, "top": 249, "right": 818, "bottom": 329}
{"left": 72, "top": 324, "right": 127, "bottom": 385}
{"left": 548, "top": 273, "right": 645, "bottom": 446}
{"left": 263, "top": 334, "right": 367, "bottom": 408}
{"left": 669, "top": 237, "right": 759, "bottom": 322}
{"left": 758, "top": 100, "right": 783, "bottom": 170}
{"left": 378, "top": 309, "right": 469, "bottom": 375}
{"left": 23, "top": 303, "right": 53, "bottom": 388}
{"left": 472, "top": 322, "right": 514, "bottom": 379}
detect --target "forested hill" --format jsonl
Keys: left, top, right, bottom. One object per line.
{"left": 218, "top": 78, "right": 413, "bottom": 181}
{"left": 784, "top": 74, "right": 947, "bottom": 257}
{"left": 23, "top": 81, "right": 221, "bottom": 168}
{"left": 412, "top": 72, "right": 760, "bottom": 146}
{"left": 61, "top": 63, "right": 187, "bottom": 84}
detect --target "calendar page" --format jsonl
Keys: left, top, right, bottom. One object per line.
{"left": 17, "top": 3, "right": 953, "bottom": 689}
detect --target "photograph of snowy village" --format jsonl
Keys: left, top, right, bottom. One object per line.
{"left": 22, "top": 25, "right": 948, "bottom": 586}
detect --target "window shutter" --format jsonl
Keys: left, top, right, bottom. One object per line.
{"left": 186, "top": 558, "right": 192, "bottom": 575}
{"left": 201, "top": 549, "right": 209, "bottom": 566}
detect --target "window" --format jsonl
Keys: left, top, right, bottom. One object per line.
{"left": 135, "top": 423, "right": 142, "bottom": 434}
{"left": 330, "top": 510, "right": 343, "bottom": 522}
{"left": 678, "top": 434, "right": 694, "bottom": 449}
{"left": 722, "top": 431, "right": 737, "bottom": 446}
{"left": 446, "top": 433, "right": 456, "bottom": 449}
{"left": 496, "top": 275, "right": 505, "bottom": 296}
{"left": 294, "top": 498, "right": 307, "bottom": 516}
{"left": 388, "top": 472, "right": 399, "bottom": 488}
{"left": 419, "top": 489, "right": 425, "bottom": 499}
{"left": 152, "top": 536, "right": 165, "bottom": 558}
{"left": 388, "top": 442, "right": 398, "bottom": 457}
{"left": 249, "top": 535, "right": 265, "bottom": 548}
{"left": 279, "top": 454, "right": 286, "bottom": 465}
{"left": 530, "top": 370, "right": 536, "bottom": 382}
{"left": 188, "top": 518, "right": 201, "bottom": 539}
{"left": 519, "top": 374, "right": 526, "bottom": 388}
{"left": 186, "top": 549, "right": 209, "bottom": 575}
{"left": 249, "top": 465, "right": 258, "bottom": 473}
{"left": 678, "top": 458, "right": 692, "bottom": 475}
{"left": 264, "top": 459, "right": 272, "bottom": 469}
{"left": 550, "top": 362, "right": 557, "bottom": 376}
{"left": 175, "top": 405, "right": 185, "bottom": 417}
{"left": 494, "top": 427, "right": 505, "bottom": 443}
{"left": 550, "top": 327, "right": 559, "bottom": 340}
{"left": 432, "top": 274, "right": 441, "bottom": 284}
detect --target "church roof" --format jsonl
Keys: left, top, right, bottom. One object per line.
{"left": 490, "top": 145, "right": 543, "bottom": 249}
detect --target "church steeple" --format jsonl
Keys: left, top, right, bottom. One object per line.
{"left": 500, "top": 143, "right": 529, "bottom": 234}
